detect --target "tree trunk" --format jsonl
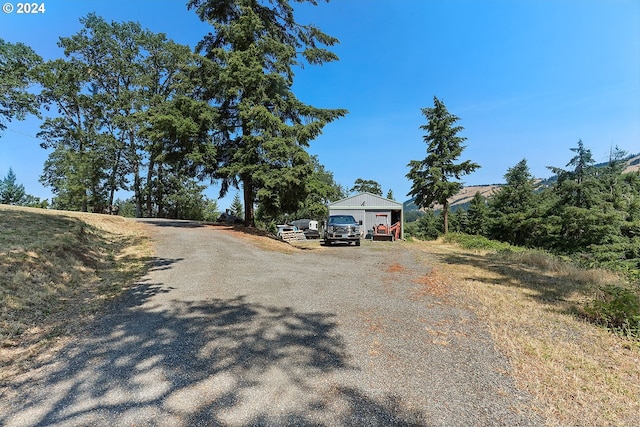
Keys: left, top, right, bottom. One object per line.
{"left": 443, "top": 200, "right": 449, "bottom": 234}
{"left": 242, "top": 174, "right": 255, "bottom": 227}
{"left": 108, "top": 148, "right": 122, "bottom": 207}
{"left": 156, "top": 162, "right": 165, "bottom": 218}
{"left": 146, "top": 156, "right": 155, "bottom": 217}
{"left": 130, "top": 131, "right": 142, "bottom": 218}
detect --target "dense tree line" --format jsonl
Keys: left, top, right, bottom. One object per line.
{"left": 407, "top": 143, "right": 640, "bottom": 277}
{"left": 403, "top": 97, "right": 639, "bottom": 277}
{"left": 1, "top": 0, "right": 345, "bottom": 223}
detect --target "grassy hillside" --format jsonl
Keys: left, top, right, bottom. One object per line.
{"left": 0, "top": 205, "right": 152, "bottom": 379}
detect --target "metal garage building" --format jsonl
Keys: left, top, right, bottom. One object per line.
{"left": 329, "top": 193, "right": 404, "bottom": 240}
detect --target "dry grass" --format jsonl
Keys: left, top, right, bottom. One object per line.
{"left": 407, "top": 239, "right": 640, "bottom": 426}
{"left": 0, "top": 205, "right": 152, "bottom": 380}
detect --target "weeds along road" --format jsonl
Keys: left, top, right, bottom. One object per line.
{"left": 0, "top": 218, "right": 543, "bottom": 426}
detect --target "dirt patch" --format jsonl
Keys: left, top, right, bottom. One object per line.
{"left": 385, "top": 262, "right": 405, "bottom": 273}
{"left": 412, "top": 268, "right": 451, "bottom": 300}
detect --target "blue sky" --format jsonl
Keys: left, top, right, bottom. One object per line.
{"left": 1, "top": 0, "right": 639, "bottom": 210}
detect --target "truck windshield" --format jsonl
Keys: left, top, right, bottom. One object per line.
{"left": 328, "top": 216, "right": 357, "bottom": 225}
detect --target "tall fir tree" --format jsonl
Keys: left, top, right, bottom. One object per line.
{"left": 406, "top": 96, "right": 480, "bottom": 234}
{"left": 547, "top": 140, "right": 619, "bottom": 251}
{"left": 488, "top": 159, "right": 537, "bottom": 245}
{"left": 188, "top": 0, "right": 347, "bottom": 225}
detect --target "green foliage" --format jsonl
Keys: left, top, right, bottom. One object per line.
{"left": 448, "top": 208, "right": 468, "bottom": 233}
{"left": 37, "top": 14, "right": 212, "bottom": 217}
{"left": 20, "top": 195, "right": 49, "bottom": 209}
{"left": 0, "top": 38, "right": 42, "bottom": 132}
{"left": 406, "top": 96, "right": 480, "bottom": 234}
{"left": 350, "top": 178, "right": 382, "bottom": 196}
{"left": 0, "top": 168, "right": 46, "bottom": 208}
{"left": 488, "top": 159, "right": 538, "bottom": 245}
{"left": 115, "top": 198, "right": 136, "bottom": 218}
{"left": 230, "top": 193, "right": 244, "bottom": 218}
{"left": 161, "top": 176, "right": 210, "bottom": 220}
{"left": 547, "top": 140, "right": 599, "bottom": 209}
{"left": 473, "top": 144, "right": 640, "bottom": 283}
{"left": 0, "top": 168, "right": 26, "bottom": 205}
{"left": 404, "top": 209, "right": 425, "bottom": 223}
{"left": 202, "top": 198, "right": 220, "bottom": 222}
{"left": 490, "top": 159, "right": 536, "bottom": 215}
{"left": 585, "top": 285, "right": 640, "bottom": 339}
{"left": 288, "top": 155, "right": 345, "bottom": 221}
{"left": 466, "top": 191, "right": 489, "bottom": 235}
{"left": 189, "top": 0, "right": 347, "bottom": 225}
{"left": 406, "top": 210, "right": 441, "bottom": 240}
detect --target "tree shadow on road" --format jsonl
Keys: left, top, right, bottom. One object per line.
{"left": 0, "top": 286, "right": 427, "bottom": 426}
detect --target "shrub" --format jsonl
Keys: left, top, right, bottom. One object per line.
{"left": 584, "top": 285, "right": 640, "bottom": 339}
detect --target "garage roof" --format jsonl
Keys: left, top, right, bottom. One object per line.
{"left": 330, "top": 192, "right": 403, "bottom": 209}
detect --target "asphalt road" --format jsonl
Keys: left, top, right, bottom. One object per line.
{"left": 0, "top": 219, "right": 543, "bottom": 426}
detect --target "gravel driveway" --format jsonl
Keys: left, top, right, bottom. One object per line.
{"left": 0, "top": 219, "right": 543, "bottom": 426}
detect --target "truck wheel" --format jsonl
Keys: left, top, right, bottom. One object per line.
{"left": 355, "top": 240, "right": 360, "bottom": 246}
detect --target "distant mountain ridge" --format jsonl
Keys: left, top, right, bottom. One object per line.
{"left": 403, "top": 153, "right": 640, "bottom": 213}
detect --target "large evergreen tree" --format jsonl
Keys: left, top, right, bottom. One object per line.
{"left": 547, "top": 140, "right": 619, "bottom": 251}
{"left": 38, "top": 58, "right": 103, "bottom": 212}
{"left": 548, "top": 139, "right": 599, "bottom": 209}
{"left": 406, "top": 96, "right": 480, "bottom": 234}
{"left": 488, "top": 159, "right": 538, "bottom": 245}
{"left": 188, "top": 0, "right": 347, "bottom": 225}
